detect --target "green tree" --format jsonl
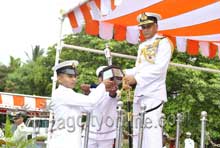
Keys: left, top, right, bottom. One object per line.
{"left": 4, "top": 45, "right": 51, "bottom": 95}
{"left": 8, "top": 56, "right": 21, "bottom": 72}
{"left": 0, "top": 56, "right": 21, "bottom": 92}
{"left": 0, "top": 63, "right": 9, "bottom": 91}
{"left": 25, "top": 45, "right": 44, "bottom": 62}
{"left": 5, "top": 56, "right": 53, "bottom": 96}
{"left": 164, "top": 52, "right": 220, "bottom": 145}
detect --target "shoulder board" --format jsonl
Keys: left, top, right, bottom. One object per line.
{"left": 155, "top": 36, "right": 174, "bottom": 53}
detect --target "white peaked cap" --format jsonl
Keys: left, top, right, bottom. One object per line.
{"left": 96, "top": 66, "right": 107, "bottom": 76}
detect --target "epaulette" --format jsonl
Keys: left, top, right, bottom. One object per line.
{"left": 138, "top": 36, "right": 166, "bottom": 64}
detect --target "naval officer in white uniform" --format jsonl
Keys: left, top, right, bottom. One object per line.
{"left": 85, "top": 66, "right": 118, "bottom": 148}
{"left": 0, "top": 112, "right": 31, "bottom": 145}
{"left": 49, "top": 60, "right": 115, "bottom": 148}
{"left": 123, "top": 12, "right": 173, "bottom": 148}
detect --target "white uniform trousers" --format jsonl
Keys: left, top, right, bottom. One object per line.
{"left": 49, "top": 129, "right": 81, "bottom": 148}
{"left": 88, "top": 139, "right": 114, "bottom": 148}
{"left": 133, "top": 98, "right": 163, "bottom": 148}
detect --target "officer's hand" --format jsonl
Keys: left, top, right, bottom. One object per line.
{"left": 122, "top": 83, "right": 131, "bottom": 90}
{"left": 103, "top": 80, "right": 116, "bottom": 92}
{"left": 123, "top": 75, "right": 137, "bottom": 86}
{"left": 80, "top": 84, "right": 91, "bottom": 95}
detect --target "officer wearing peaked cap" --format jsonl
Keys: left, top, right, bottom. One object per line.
{"left": 86, "top": 66, "right": 118, "bottom": 148}
{"left": 137, "top": 12, "right": 161, "bottom": 26}
{"left": 123, "top": 12, "right": 173, "bottom": 148}
{"left": 96, "top": 66, "right": 107, "bottom": 79}
{"left": 1, "top": 112, "right": 31, "bottom": 144}
{"left": 54, "top": 60, "right": 79, "bottom": 72}
{"left": 49, "top": 60, "right": 115, "bottom": 148}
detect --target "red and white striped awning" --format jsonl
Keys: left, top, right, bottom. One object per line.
{"left": 66, "top": 0, "right": 220, "bottom": 58}
{"left": 0, "top": 92, "right": 50, "bottom": 112}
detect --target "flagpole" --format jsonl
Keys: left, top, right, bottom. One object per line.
{"left": 46, "top": 14, "right": 65, "bottom": 148}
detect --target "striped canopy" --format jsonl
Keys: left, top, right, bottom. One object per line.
{"left": 66, "top": 0, "right": 220, "bottom": 58}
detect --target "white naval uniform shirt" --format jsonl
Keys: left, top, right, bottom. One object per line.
{"left": 89, "top": 92, "right": 118, "bottom": 140}
{"left": 50, "top": 83, "right": 106, "bottom": 148}
{"left": 184, "top": 138, "right": 195, "bottom": 148}
{"left": 125, "top": 34, "right": 172, "bottom": 102}
{"left": 5, "top": 122, "right": 30, "bottom": 143}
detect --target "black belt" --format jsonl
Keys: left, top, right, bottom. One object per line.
{"left": 143, "top": 101, "right": 164, "bottom": 114}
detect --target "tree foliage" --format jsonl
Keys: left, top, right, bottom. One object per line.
{"left": 0, "top": 63, "right": 9, "bottom": 91}
{"left": 4, "top": 46, "right": 52, "bottom": 96}
{"left": 25, "top": 45, "right": 44, "bottom": 62}
{"left": 0, "top": 56, "right": 21, "bottom": 92}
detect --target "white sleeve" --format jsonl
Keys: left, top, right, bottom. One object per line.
{"left": 124, "top": 67, "right": 137, "bottom": 76}
{"left": 124, "top": 45, "right": 140, "bottom": 76}
{"left": 81, "top": 91, "right": 119, "bottom": 112}
{"left": 57, "top": 83, "right": 106, "bottom": 107}
{"left": 6, "top": 126, "right": 30, "bottom": 143}
{"left": 134, "top": 38, "right": 172, "bottom": 88}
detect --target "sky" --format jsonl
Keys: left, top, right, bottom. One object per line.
{"left": 0, "top": 0, "right": 81, "bottom": 66}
